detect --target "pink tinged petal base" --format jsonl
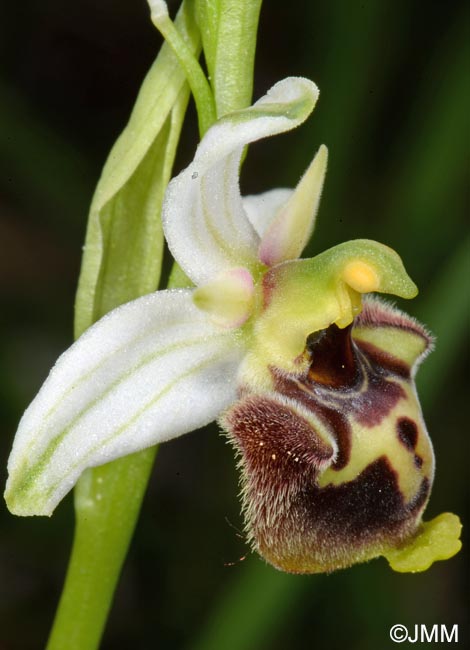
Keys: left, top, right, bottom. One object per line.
{"left": 258, "top": 145, "right": 328, "bottom": 266}
{"left": 193, "top": 267, "right": 255, "bottom": 328}
{"left": 5, "top": 290, "right": 243, "bottom": 517}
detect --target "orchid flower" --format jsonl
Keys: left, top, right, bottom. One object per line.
{"left": 5, "top": 77, "right": 461, "bottom": 574}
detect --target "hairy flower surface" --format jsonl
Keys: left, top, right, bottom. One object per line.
{"left": 5, "top": 77, "right": 461, "bottom": 572}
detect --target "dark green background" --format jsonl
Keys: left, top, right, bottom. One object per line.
{"left": 0, "top": 1, "right": 468, "bottom": 648}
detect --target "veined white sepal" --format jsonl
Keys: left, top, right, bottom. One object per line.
{"left": 5, "top": 291, "right": 243, "bottom": 516}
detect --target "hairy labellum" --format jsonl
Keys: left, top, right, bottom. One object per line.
{"left": 222, "top": 297, "right": 435, "bottom": 573}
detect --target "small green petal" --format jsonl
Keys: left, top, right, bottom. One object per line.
{"left": 384, "top": 513, "right": 462, "bottom": 573}
{"left": 258, "top": 145, "right": 328, "bottom": 266}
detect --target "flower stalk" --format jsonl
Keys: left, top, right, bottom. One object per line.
{"left": 46, "top": 452, "right": 156, "bottom": 650}
{"left": 210, "top": 0, "right": 263, "bottom": 116}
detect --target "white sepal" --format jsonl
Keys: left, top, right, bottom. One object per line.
{"left": 5, "top": 291, "right": 243, "bottom": 516}
{"left": 163, "top": 77, "right": 319, "bottom": 285}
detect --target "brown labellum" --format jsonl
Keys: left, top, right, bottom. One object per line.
{"left": 221, "top": 297, "right": 434, "bottom": 573}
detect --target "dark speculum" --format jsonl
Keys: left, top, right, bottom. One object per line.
{"left": 397, "top": 417, "right": 419, "bottom": 450}
{"left": 223, "top": 317, "right": 432, "bottom": 573}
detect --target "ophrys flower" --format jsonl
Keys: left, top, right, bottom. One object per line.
{"left": 4, "top": 77, "right": 461, "bottom": 573}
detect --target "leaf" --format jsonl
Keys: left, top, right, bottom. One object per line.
{"left": 74, "top": 2, "right": 200, "bottom": 338}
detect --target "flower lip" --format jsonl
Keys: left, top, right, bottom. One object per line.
{"left": 225, "top": 296, "right": 462, "bottom": 574}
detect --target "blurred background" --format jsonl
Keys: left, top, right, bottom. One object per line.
{"left": 0, "top": 0, "right": 468, "bottom": 648}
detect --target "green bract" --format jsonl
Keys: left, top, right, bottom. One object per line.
{"left": 75, "top": 2, "right": 200, "bottom": 337}
{"left": 5, "top": 75, "right": 461, "bottom": 573}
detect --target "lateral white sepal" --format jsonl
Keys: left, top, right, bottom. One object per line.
{"left": 5, "top": 290, "right": 243, "bottom": 516}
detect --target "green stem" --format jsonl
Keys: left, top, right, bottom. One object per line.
{"left": 150, "top": 0, "right": 216, "bottom": 135}
{"left": 213, "top": 0, "right": 263, "bottom": 116}
{"left": 46, "top": 450, "right": 156, "bottom": 650}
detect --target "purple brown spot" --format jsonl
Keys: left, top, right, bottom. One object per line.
{"left": 397, "top": 417, "right": 419, "bottom": 450}
{"left": 351, "top": 372, "right": 405, "bottom": 427}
